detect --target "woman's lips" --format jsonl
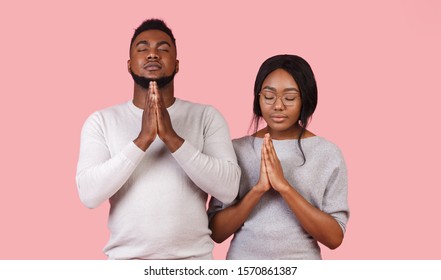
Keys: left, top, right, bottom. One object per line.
{"left": 270, "top": 114, "right": 288, "bottom": 122}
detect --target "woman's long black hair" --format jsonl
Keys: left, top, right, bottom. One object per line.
{"left": 251, "top": 54, "right": 318, "bottom": 165}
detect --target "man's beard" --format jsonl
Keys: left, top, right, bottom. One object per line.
{"left": 129, "top": 69, "right": 177, "bottom": 90}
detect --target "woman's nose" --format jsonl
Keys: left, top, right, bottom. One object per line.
{"left": 273, "top": 96, "right": 285, "bottom": 110}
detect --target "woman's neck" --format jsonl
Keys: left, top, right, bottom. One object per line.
{"left": 254, "top": 125, "right": 314, "bottom": 140}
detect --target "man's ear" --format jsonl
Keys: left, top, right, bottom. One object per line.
{"left": 175, "top": 60, "right": 179, "bottom": 74}
{"left": 127, "top": 60, "right": 131, "bottom": 73}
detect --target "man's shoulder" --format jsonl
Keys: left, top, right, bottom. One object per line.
{"left": 177, "top": 98, "right": 213, "bottom": 110}
{"left": 175, "top": 98, "right": 222, "bottom": 117}
{"left": 96, "top": 101, "right": 131, "bottom": 115}
{"left": 88, "top": 101, "right": 130, "bottom": 118}
{"left": 83, "top": 101, "right": 132, "bottom": 126}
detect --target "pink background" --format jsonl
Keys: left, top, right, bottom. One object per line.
{"left": 1, "top": 0, "right": 440, "bottom": 259}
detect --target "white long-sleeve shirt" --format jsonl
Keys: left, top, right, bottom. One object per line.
{"left": 76, "top": 98, "right": 240, "bottom": 259}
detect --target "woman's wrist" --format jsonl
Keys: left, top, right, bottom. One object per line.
{"left": 274, "top": 180, "right": 292, "bottom": 194}
{"left": 251, "top": 184, "right": 268, "bottom": 196}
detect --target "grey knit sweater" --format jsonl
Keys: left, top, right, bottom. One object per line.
{"left": 208, "top": 135, "right": 349, "bottom": 259}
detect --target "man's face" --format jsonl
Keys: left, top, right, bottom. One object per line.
{"left": 128, "top": 29, "right": 179, "bottom": 89}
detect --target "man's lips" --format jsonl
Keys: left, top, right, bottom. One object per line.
{"left": 144, "top": 62, "right": 162, "bottom": 71}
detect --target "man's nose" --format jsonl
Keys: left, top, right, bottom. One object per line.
{"left": 147, "top": 50, "right": 159, "bottom": 60}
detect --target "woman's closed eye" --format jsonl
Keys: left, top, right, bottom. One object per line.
{"left": 283, "top": 95, "right": 297, "bottom": 101}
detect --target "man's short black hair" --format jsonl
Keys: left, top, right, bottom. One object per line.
{"left": 130, "top": 18, "right": 176, "bottom": 48}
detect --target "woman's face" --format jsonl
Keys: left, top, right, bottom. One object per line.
{"left": 259, "top": 68, "right": 302, "bottom": 136}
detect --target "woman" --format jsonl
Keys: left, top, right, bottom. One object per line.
{"left": 208, "top": 54, "right": 349, "bottom": 259}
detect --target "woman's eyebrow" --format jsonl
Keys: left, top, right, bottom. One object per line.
{"left": 262, "top": 86, "right": 277, "bottom": 91}
{"left": 262, "top": 86, "right": 299, "bottom": 93}
{"left": 284, "top": 87, "right": 300, "bottom": 93}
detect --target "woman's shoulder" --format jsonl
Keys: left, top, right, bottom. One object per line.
{"left": 312, "top": 136, "right": 341, "bottom": 149}
{"left": 232, "top": 135, "right": 259, "bottom": 153}
{"left": 308, "top": 136, "right": 346, "bottom": 162}
{"left": 232, "top": 135, "right": 254, "bottom": 146}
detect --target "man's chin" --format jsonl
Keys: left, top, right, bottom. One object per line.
{"left": 130, "top": 69, "right": 176, "bottom": 90}
{"left": 144, "top": 73, "right": 161, "bottom": 80}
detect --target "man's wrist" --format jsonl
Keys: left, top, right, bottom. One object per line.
{"left": 163, "top": 133, "right": 184, "bottom": 153}
{"left": 133, "top": 136, "right": 154, "bottom": 151}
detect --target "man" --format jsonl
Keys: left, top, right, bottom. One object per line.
{"left": 76, "top": 19, "right": 240, "bottom": 259}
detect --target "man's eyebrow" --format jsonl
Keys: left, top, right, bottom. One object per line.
{"left": 156, "top": 41, "right": 171, "bottom": 47}
{"left": 135, "top": 40, "right": 171, "bottom": 48}
{"left": 135, "top": 40, "right": 149, "bottom": 47}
